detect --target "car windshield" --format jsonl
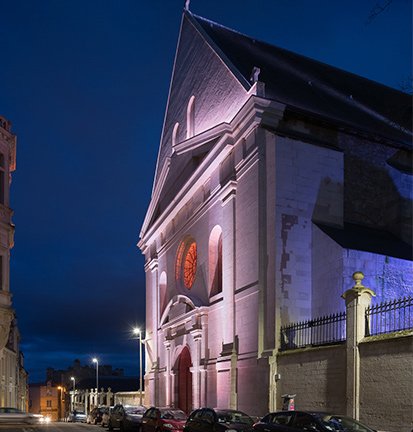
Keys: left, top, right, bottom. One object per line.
{"left": 160, "top": 409, "right": 187, "bottom": 420}
{"left": 216, "top": 410, "right": 253, "bottom": 425}
{"left": 125, "top": 406, "right": 146, "bottom": 415}
{"left": 318, "top": 414, "right": 375, "bottom": 432}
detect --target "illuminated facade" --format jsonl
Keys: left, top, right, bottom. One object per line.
{"left": 0, "top": 116, "right": 27, "bottom": 409}
{"left": 139, "top": 10, "right": 412, "bottom": 417}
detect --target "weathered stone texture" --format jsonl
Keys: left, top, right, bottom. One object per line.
{"left": 359, "top": 335, "right": 413, "bottom": 432}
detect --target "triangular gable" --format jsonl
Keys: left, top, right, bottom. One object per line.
{"left": 143, "top": 11, "right": 253, "bottom": 234}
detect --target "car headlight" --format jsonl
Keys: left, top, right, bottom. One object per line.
{"left": 163, "top": 424, "right": 174, "bottom": 429}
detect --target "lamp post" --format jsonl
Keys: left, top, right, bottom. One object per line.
{"left": 70, "top": 377, "right": 76, "bottom": 413}
{"left": 133, "top": 327, "right": 143, "bottom": 406}
{"left": 57, "top": 386, "right": 64, "bottom": 421}
{"left": 92, "top": 358, "right": 99, "bottom": 407}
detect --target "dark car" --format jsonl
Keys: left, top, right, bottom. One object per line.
{"left": 253, "top": 411, "right": 376, "bottom": 432}
{"left": 184, "top": 408, "right": 254, "bottom": 432}
{"left": 108, "top": 404, "right": 146, "bottom": 431}
{"left": 87, "top": 406, "right": 106, "bottom": 425}
{"left": 142, "top": 407, "right": 187, "bottom": 431}
{"left": 67, "top": 410, "right": 87, "bottom": 423}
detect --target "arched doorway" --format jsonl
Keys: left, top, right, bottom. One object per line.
{"left": 177, "top": 346, "right": 192, "bottom": 413}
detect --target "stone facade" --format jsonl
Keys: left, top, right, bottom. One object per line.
{"left": 139, "top": 9, "right": 412, "bottom": 424}
{"left": 0, "top": 116, "right": 27, "bottom": 409}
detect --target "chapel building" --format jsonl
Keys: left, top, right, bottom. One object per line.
{"left": 138, "top": 9, "right": 412, "bottom": 423}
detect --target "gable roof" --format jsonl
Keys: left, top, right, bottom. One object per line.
{"left": 190, "top": 11, "right": 412, "bottom": 147}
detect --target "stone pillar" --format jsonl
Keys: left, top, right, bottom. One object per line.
{"left": 221, "top": 180, "right": 237, "bottom": 345}
{"left": 342, "top": 272, "right": 375, "bottom": 420}
{"left": 190, "top": 325, "right": 203, "bottom": 409}
{"left": 164, "top": 339, "right": 172, "bottom": 407}
{"left": 218, "top": 181, "right": 238, "bottom": 410}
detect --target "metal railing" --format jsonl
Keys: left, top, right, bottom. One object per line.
{"left": 280, "top": 312, "right": 346, "bottom": 351}
{"left": 365, "top": 296, "right": 413, "bottom": 336}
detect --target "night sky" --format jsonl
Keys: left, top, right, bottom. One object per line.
{"left": 1, "top": 0, "right": 411, "bottom": 383}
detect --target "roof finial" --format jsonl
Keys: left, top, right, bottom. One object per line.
{"left": 250, "top": 66, "right": 261, "bottom": 83}
{"left": 184, "top": 0, "right": 190, "bottom": 11}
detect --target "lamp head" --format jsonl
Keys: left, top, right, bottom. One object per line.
{"left": 92, "top": 358, "right": 98, "bottom": 364}
{"left": 70, "top": 377, "right": 75, "bottom": 381}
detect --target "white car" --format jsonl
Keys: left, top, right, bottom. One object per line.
{"left": 0, "top": 407, "right": 44, "bottom": 424}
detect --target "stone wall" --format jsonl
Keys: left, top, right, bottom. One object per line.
{"left": 277, "top": 345, "right": 346, "bottom": 413}
{"left": 359, "top": 334, "right": 413, "bottom": 431}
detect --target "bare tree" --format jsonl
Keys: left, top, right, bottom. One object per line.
{"left": 366, "top": 0, "right": 394, "bottom": 24}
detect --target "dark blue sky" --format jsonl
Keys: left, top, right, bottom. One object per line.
{"left": 1, "top": 0, "right": 411, "bottom": 383}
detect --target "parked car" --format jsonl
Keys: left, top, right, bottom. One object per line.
{"left": 87, "top": 406, "right": 106, "bottom": 424}
{"left": 184, "top": 408, "right": 254, "bottom": 431}
{"left": 0, "top": 407, "right": 46, "bottom": 425}
{"left": 102, "top": 406, "right": 114, "bottom": 428}
{"left": 108, "top": 404, "right": 147, "bottom": 431}
{"left": 141, "top": 407, "right": 187, "bottom": 431}
{"left": 253, "top": 411, "right": 376, "bottom": 432}
{"left": 67, "top": 410, "right": 87, "bottom": 423}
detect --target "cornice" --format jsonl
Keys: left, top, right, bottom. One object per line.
{"left": 139, "top": 96, "right": 285, "bottom": 249}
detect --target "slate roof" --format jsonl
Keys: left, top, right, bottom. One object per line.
{"left": 316, "top": 222, "right": 413, "bottom": 260}
{"left": 190, "top": 12, "right": 412, "bottom": 147}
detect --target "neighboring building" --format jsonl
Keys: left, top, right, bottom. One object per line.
{"left": 39, "top": 361, "right": 137, "bottom": 416}
{"left": 0, "top": 116, "right": 27, "bottom": 408}
{"left": 139, "top": 7, "right": 412, "bottom": 431}
{"left": 28, "top": 382, "right": 60, "bottom": 421}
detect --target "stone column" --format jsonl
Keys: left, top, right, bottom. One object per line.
{"left": 190, "top": 325, "right": 202, "bottom": 409}
{"left": 164, "top": 339, "right": 172, "bottom": 407}
{"left": 342, "top": 272, "right": 375, "bottom": 420}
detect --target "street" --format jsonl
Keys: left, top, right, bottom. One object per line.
{"left": 0, "top": 423, "right": 103, "bottom": 432}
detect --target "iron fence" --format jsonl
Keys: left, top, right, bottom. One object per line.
{"left": 280, "top": 312, "right": 346, "bottom": 351}
{"left": 365, "top": 296, "right": 413, "bottom": 336}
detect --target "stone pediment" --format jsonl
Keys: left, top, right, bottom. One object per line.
{"left": 160, "top": 294, "right": 202, "bottom": 326}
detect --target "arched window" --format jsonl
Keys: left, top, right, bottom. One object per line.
{"left": 176, "top": 237, "right": 197, "bottom": 290}
{"left": 186, "top": 96, "right": 195, "bottom": 139}
{"left": 209, "top": 226, "right": 222, "bottom": 297}
{"left": 172, "top": 122, "right": 179, "bottom": 148}
{"left": 159, "top": 271, "right": 167, "bottom": 315}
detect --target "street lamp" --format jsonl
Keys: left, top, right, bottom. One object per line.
{"left": 57, "top": 386, "right": 63, "bottom": 421}
{"left": 133, "top": 327, "right": 143, "bottom": 406}
{"left": 92, "top": 358, "right": 99, "bottom": 407}
{"left": 70, "top": 377, "right": 76, "bottom": 413}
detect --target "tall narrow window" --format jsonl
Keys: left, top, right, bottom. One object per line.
{"left": 209, "top": 226, "right": 223, "bottom": 297}
{"left": 159, "top": 272, "right": 167, "bottom": 316}
{"left": 0, "top": 256, "right": 3, "bottom": 291}
{"left": 0, "top": 153, "right": 5, "bottom": 205}
{"left": 172, "top": 122, "right": 179, "bottom": 148}
{"left": 186, "top": 96, "right": 195, "bottom": 139}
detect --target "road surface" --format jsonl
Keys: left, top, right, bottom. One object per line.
{"left": 0, "top": 423, "right": 104, "bottom": 432}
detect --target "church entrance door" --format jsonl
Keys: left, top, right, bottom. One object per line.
{"left": 177, "top": 346, "right": 192, "bottom": 413}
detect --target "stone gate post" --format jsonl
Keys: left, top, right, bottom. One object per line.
{"left": 342, "top": 271, "right": 375, "bottom": 420}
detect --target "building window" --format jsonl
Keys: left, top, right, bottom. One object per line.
{"left": 0, "top": 255, "right": 3, "bottom": 291}
{"left": 209, "top": 226, "right": 223, "bottom": 297}
{"left": 176, "top": 237, "right": 197, "bottom": 290}
{"left": 172, "top": 122, "right": 179, "bottom": 148}
{"left": 46, "top": 400, "right": 52, "bottom": 407}
{"left": 0, "top": 153, "right": 5, "bottom": 205}
{"left": 186, "top": 96, "right": 195, "bottom": 139}
{"left": 159, "top": 271, "right": 167, "bottom": 315}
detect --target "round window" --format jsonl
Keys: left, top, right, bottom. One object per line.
{"left": 176, "top": 238, "right": 197, "bottom": 290}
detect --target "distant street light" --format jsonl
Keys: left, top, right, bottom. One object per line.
{"left": 133, "top": 327, "right": 144, "bottom": 406}
{"left": 70, "top": 377, "right": 76, "bottom": 412}
{"left": 92, "top": 358, "right": 99, "bottom": 406}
